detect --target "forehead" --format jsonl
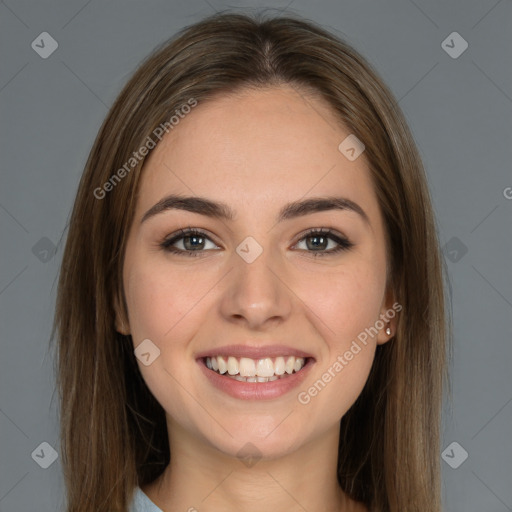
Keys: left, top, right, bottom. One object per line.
{"left": 135, "top": 85, "right": 378, "bottom": 222}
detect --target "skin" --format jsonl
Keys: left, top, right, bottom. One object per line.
{"left": 116, "top": 85, "right": 396, "bottom": 512}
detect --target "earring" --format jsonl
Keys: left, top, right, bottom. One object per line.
{"left": 385, "top": 326, "right": 391, "bottom": 336}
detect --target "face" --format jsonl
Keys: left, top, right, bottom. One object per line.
{"left": 117, "top": 85, "right": 395, "bottom": 460}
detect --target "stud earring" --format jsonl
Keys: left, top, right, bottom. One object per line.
{"left": 385, "top": 326, "right": 391, "bottom": 336}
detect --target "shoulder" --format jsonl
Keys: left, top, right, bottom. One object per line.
{"left": 129, "top": 486, "right": 164, "bottom": 512}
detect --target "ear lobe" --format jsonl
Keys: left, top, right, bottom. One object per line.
{"left": 376, "top": 289, "right": 399, "bottom": 345}
{"left": 113, "top": 290, "right": 130, "bottom": 335}
{"left": 376, "top": 323, "right": 394, "bottom": 345}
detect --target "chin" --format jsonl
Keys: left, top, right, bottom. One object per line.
{"left": 199, "top": 414, "right": 314, "bottom": 463}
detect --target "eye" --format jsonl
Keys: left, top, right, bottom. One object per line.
{"left": 160, "top": 227, "right": 353, "bottom": 258}
{"left": 293, "top": 228, "right": 353, "bottom": 257}
{"left": 160, "top": 228, "right": 219, "bottom": 257}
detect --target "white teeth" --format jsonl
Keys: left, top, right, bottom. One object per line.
{"left": 285, "top": 356, "right": 295, "bottom": 374}
{"left": 204, "top": 355, "right": 307, "bottom": 380}
{"left": 274, "top": 356, "right": 285, "bottom": 375}
{"left": 239, "top": 357, "right": 256, "bottom": 377}
{"left": 256, "top": 358, "right": 274, "bottom": 377}
{"left": 217, "top": 356, "right": 227, "bottom": 374}
{"left": 227, "top": 356, "right": 239, "bottom": 375}
{"left": 293, "top": 358, "right": 304, "bottom": 372}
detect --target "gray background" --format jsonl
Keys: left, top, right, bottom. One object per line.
{"left": 1, "top": 0, "right": 511, "bottom": 510}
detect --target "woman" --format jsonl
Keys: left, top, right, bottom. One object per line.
{"left": 53, "top": 11, "right": 449, "bottom": 512}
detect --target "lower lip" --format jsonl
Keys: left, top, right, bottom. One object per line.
{"left": 197, "top": 358, "right": 315, "bottom": 400}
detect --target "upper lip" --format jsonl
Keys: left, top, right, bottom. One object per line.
{"left": 196, "top": 344, "right": 315, "bottom": 360}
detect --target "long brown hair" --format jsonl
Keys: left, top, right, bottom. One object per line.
{"left": 52, "top": 10, "right": 449, "bottom": 511}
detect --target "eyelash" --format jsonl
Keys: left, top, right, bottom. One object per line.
{"left": 159, "top": 227, "right": 354, "bottom": 258}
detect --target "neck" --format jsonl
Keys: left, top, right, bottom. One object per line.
{"left": 142, "top": 417, "right": 366, "bottom": 512}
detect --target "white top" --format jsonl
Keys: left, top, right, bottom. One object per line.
{"left": 129, "top": 486, "right": 163, "bottom": 512}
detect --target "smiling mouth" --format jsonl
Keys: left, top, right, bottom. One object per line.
{"left": 203, "top": 355, "right": 310, "bottom": 382}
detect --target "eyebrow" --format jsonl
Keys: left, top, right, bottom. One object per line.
{"left": 141, "top": 194, "right": 370, "bottom": 226}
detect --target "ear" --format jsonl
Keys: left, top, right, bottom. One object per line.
{"left": 376, "top": 286, "right": 400, "bottom": 346}
{"left": 113, "top": 289, "right": 131, "bottom": 336}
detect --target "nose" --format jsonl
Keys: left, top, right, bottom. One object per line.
{"left": 219, "top": 244, "right": 292, "bottom": 330}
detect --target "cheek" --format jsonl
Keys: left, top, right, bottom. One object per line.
{"left": 124, "top": 270, "right": 169, "bottom": 342}
{"left": 123, "top": 258, "right": 205, "bottom": 421}
{"left": 123, "top": 257, "right": 205, "bottom": 343}
{"left": 296, "top": 262, "right": 386, "bottom": 348}
{"left": 291, "top": 261, "right": 385, "bottom": 415}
